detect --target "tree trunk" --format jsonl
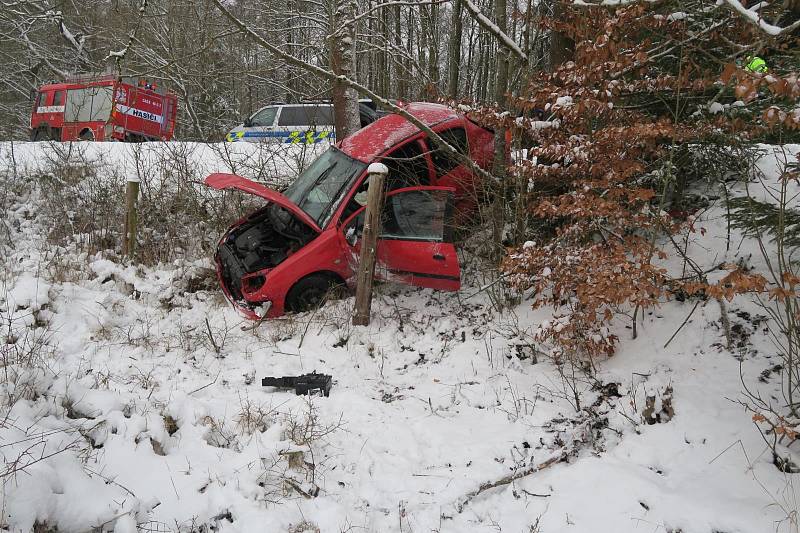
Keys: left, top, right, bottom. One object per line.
{"left": 394, "top": 5, "right": 406, "bottom": 98}
{"left": 491, "top": 0, "right": 510, "bottom": 254}
{"left": 447, "top": 0, "right": 463, "bottom": 99}
{"left": 330, "top": 0, "right": 361, "bottom": 140}
{"left": 426, "top": 3, "right": 440, "bottom": 94}
{"left": 549, "top": 0, "right": 574, "bottom": 69}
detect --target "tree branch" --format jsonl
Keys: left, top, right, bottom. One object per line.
{"left": 462, "top": 0, "right": 527, "bottom": 62}
{"left": 209, "top": 0, "right": 497, "bottom": 185}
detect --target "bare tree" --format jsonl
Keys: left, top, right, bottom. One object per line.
{"left": 329, "top": 0, "right": 361, "bottom": 140}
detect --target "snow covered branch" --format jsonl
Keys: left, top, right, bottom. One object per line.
{"left": 720, "top": 0, "right": 800, "bottom": 36}
{"left": 104, "top": 0, "right": 148, "bottom": 70}
{"left": 571, "top": 0, "right": 662, "bottom": 5}
{"left": 57, "top": 19, "right": 87, "bottom": 60}
{"left": 462, "top": 0, "right": 527, "bottom": 62}
{"left": 572, "top": 0, "right": 800, "bottom": 36}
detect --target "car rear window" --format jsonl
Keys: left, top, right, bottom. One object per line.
{"left": 429, "top": 128, "right": 469, "bottom": 176}
{"left": 381, "top": 139, "right": 431, "bottom": 190}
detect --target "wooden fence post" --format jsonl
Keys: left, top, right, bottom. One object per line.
{"left": 123, "top": 177, "right": 140, "bottom": 258}
{"left": 352, "top": 163, "right": 388, "bottom": 326}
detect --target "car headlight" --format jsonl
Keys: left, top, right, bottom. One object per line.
{"left": 243, "top": 274, "right": 266, "bottom": 293}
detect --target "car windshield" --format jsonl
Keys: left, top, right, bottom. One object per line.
{"left": 284, "top": 147, "right": 366, "bottom": 227}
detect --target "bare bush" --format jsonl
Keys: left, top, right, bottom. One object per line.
{"left": 731, "top": 147, "right": 800, "bottom": 473}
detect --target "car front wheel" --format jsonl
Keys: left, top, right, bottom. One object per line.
{"left": 285, "top": 273, "right": 344, "bottom": 313}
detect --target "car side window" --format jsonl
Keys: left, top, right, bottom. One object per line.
{"left": 279, "top": 106, "right": 311, "bottom": 127}
{"left": 429, "top": 128, "right": 469, "bottom": 177}
{"left": 344, "top": 190, "right": 449, "bottom": 243}
{"left": 250, "top": 107, "right": 277, "bottom": 127}
{"left": 341, "top": 140, "right": 431, "bottom": 223}
{"left": 382, "top": 190, "right": 447, "bottom": 241}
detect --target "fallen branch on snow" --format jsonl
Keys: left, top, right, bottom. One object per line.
{"left": 456, "top": 415, "right": 596, "bottom": 512}
{"left": 456, "top": 451, "right": 567, "bottom": 512}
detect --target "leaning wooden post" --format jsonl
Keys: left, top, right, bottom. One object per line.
{"left": 352, "top": 163, "right": 388, "bottom": 326}
{"left": 123, "top": 176, "right": 140, "bottom": 258}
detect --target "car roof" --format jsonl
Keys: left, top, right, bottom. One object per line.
{"left": 339, "top": 102, "right": 463, "bottom": 162}
{"left": 256, "top": 103, "right": 332, "bottom": 109}
{"left": 250, "top": 102, "right": 335, "bottom": 118}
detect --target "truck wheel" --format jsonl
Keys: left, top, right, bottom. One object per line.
{"left": 285, "top": 273, "right": 344, "bottom": 313}
{"left": 31, "top": 127, "right": 48, "bottom": 141}
{"left": 79, "top": 129, "right": 94, "bottom": 141}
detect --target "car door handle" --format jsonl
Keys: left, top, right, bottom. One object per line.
{"left": 433, "top": 254, "right": 445, "bottom": 261}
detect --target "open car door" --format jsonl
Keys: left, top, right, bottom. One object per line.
{"left": 342, "top": 186, "right": 460, "bottom": 291}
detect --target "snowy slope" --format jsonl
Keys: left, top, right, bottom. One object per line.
{"left": 0, "top": 141, "right": 797, "bottom": 533}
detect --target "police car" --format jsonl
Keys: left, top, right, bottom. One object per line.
{"left": 226, "top": 101, "right": 378, "bottom": 143}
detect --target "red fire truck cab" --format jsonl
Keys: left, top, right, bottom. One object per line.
{"left": 30, "top": 75, "right": 178, "bottom": 142}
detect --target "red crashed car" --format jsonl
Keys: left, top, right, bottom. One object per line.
{"left": 205, "top": 102, "right": 495, "bottom": 319}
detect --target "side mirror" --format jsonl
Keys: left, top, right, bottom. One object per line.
{"left": 243, "top": 117, "right": 253, "bottom": 127}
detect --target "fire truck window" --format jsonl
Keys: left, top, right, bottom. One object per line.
{"left": 381, "top": 140, "right": 431, "bottom": 190}
{"left": 65, "top": 87, "right": 112, "bottom": 122}
{"left": 89, "top": 87, "right": 112, "bottom": 121}
{"left": 250, "top": 107, "right": 277, "bottom": 127}
{"left": 53, "top": 91, "right": 65, "bottom": 107}
{"left": 66, "top": 89, "right": 90, "bottom": 121}
{"left": 429, "top": 128, "right": 469, "bottom": 177}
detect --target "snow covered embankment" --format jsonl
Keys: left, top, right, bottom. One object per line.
{"left": 0, "top": 141, "right": 797, "bottom": 532}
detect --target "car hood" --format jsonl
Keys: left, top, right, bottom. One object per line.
{"left": 204, "top": 173, "right": 321, "bottom": 233}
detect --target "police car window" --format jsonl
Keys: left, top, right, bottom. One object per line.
{"left": 250, "top": 107, "right": 277, "bottom": 127}
{"left": 311, "top": 106, "right": 334, "bottom": 126}
{"left": 279, "top": 106, "right": 311, "bottom": 127}
{"left": 429, "top": 128, "right": 469, "bottom": 177}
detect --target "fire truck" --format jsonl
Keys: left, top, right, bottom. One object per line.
{"left": 29, "top": 75, "right": 178, "bottom": 142}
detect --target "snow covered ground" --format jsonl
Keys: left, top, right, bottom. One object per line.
{"left": 0, "top": 141, "right": 798, "bottom": 533}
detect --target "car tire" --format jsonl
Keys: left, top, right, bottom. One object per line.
{"left": 285, "top": 273, "right": 344, "bottom": 313}
{"left": 79, "top": 129, "right": 94, "bottom": 141}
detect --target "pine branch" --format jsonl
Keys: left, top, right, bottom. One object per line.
{"left": 728, "top": 196, "right": 800, "bottom": 249}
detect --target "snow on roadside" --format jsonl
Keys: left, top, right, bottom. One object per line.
{"left": 0, "top": 142, "right": 797, "bottom": 532}
{"left": 1, "top": 140, "right": 327, "bottom": 189}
